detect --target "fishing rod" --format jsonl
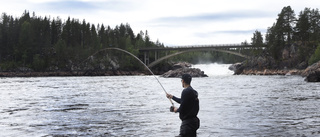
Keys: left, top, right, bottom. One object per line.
{"left": 81, "top": 47, "right": 174, "bottom": 107}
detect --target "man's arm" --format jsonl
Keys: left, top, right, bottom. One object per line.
{"left": 166, "top": 93, "right": 181, "bottom": 104}
{"left": 172, "top": 96, "right": 181, "bottom": 104}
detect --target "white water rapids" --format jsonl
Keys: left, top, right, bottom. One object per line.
{"left": 192, "top": 63, "right": 234, "bottom": 76}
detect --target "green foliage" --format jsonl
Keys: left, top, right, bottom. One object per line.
{"left": 265, "top": 6, "right": 296, "bottom": 60}
{"left": 0, "top": 61, "right": 17, "bottom": 71}
{"left": 251, "top": 30, "right": 264, "bottom": 55}
{"left": 32, "top": 54, "right": 46, "bottom": 71}
{"left": 308, "top": 44, "right": 320, "bottom": 65}
{"left": 264, "top": 6, "right": 320, "bottom": 68}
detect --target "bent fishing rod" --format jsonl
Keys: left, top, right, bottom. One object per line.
{"left": 81, "top": 47, "right": 174, "bottom": 107}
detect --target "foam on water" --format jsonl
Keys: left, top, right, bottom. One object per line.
{"left": 192, "top": 63, "right": 234, "bottom": 76}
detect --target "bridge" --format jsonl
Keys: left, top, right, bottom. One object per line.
{"left": 139, "top": 44, "right": 263, "bottom": 68}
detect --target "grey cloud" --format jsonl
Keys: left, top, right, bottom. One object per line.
{"left": 194, "top": 29, "right": 267, "bottom": 37}
{"left": 151, "top": 10, "right": 273, "bottom": 25}
{"left": 38, "top": 0, "right": 138, "bottom": 14}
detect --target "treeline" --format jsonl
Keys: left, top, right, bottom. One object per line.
{"left": 253, "top": 6, "right": 320, "bottom": 67}
{"left": 0, "top": 11, "right": 163, "bottom": 71}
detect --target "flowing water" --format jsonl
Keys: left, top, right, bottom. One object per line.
{"left": 0, "top": 64, "right": 320, "bottom": 137}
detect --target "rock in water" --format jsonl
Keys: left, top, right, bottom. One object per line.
{"left": 172, "top": 62, "right": 192, "bottom": 70}
{"left": 305, "top": 71, "right": 320, "bottom": 82}
{"left": 161, "top": 62, "right": 208, "bottom": 78}
{"left": 161, "top": 68, "right": 208, "bottom": 78}
{"left": 302, "top": 61, "right": 320, "bottom": 82}
{"left": 228, "top": 63, "right": 244, "bottom": 75}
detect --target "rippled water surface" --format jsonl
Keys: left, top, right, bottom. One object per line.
{"left": 1, "top": 70, "right": 320, "bottom": 136}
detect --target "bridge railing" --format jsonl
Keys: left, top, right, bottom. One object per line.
{"left": 139, "top": 43, "right": 260, "bottom": 51}
{"left": 170, "top": 43, "right": 246, "bottom": 48}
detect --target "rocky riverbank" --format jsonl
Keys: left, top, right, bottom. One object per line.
{"left": 0, "top": 70, "right": 147, "bottom": 77}
{"left": 0, "top": 62, "right": 206, "bottom": 77}
{"left": 229, "top": 61, "right": 320, "bottom": 82}
{"left": 240, "top": 69, "right": 302, "bottom": 75}
{"left": 228, "top": 42, "right": 320, "bottom": 82}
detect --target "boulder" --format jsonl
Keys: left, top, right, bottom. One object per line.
{"left": 305, "top": 71, "right": 320, "bottom": 82}
{"left": 172, "top": 62, "right": 192, "bottom": 70}
{"left": 302, "top": 61, "right": 320, "bottom": 82}
{"left": 228, "top": 62, "right": 244, "bottom": 75}
{"left": 162, "top": 68, "right": 208, "bottom": 78}
{"left": 161, "top": 62, "right": 208, "bottom": 78}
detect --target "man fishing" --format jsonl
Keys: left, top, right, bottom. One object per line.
{"left": 166, "top": 74, "right": 200, "bottom": 137}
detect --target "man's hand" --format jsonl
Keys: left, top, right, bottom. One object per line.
{"left": 166, "top": 93, "right": 173, "bottom": 99}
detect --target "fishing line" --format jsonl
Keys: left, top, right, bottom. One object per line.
{"left": 81, "top": 47, "right": 174, "bottom": 106}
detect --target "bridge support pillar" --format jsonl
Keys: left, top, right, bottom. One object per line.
{"left": 144, "top": 51, "right": 149, "bottom": 65}
{"left": 155, "top": 51, "right": 158, "bottom": 61}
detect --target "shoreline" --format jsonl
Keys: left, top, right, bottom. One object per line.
{"left": 0, "top": 71, "right": 149, "bottom": 77}
{"left": 240, "top": 69, "right": 303, "bottom": 76}
{"left": 0, "top": 69, "right": 302, "bottom": 77}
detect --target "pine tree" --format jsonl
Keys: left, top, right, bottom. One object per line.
{"left": 90, "top": 24, "right": 99, "bottom": 49}
{"left": 295, "top": 8, "right": 311, "bottom": 41}
{"left": 309, "top": 9, "right": 320, "bottom": 42}
{"left": 308, "top": 44, "right": 320, "bottom": 65}
{"left": 276, "top": 6, "right": 296, "bottom": 43}
{"left": 61, "top": 17, "right": 71, "bottom": 47}
{"left": 18, "top": 21, "right": 33, "bottom": 65}
{"left": 51, "top": 18, "right": 62, "bottom": 45}
{"left": 251, "top": 30, "right": 263, "bottom": 46}
{"left": 251, "top": 30, "right": 264, "bottom": 55}
{"left": 266, "top": 6, "right": 296, "bottom": 60}
{"left": 98, "top": 24, "right": 107, "bottom": 47}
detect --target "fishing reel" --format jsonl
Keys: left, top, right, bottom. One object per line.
{"left": 170, "top": 106, "right": 175, "bottom": 112}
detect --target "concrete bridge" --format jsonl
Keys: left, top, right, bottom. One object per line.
{"left": 139, "top": 44, "right": 263, "bottom": 68}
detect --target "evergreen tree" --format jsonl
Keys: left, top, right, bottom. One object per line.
{"left": 51, "top": 18, "right": 62, "bottom": 45}
{"left": 98, "top": 24, "right": 107, "bottom": 47}
{"left": 295, "top": 8, "right": 311, "bottom": 41}
{"left": 266, "top": 6, "right": 296, "bottom": 60}
{"left": 90, "top": 24, "right": 99, "bottom": 49}
{"left": 61, "top": 17, "right": 71, "bottom": 47}
{"left": 309, "top": 9, "right": 320, "bottom": 42}
{"left": 251, "top": 30, "right": 264, "bottom": 55}
{"left": 81, "top": 20, "right": 91, "bottom": 48}
{"left": 251, "top": 30, "right": 263, "bottom": 46}
{"left": 308, "top": 44, "right": 320, "bottom": 65}
{"left": 18, "top": 21, "right": 34, "bottom": 65}
{"left": 277, "top": 6, "right": 296, "bottom": 43}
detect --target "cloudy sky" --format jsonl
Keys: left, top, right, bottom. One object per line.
{"left": 1, "top": 0, "right": 319, "bottom": 46}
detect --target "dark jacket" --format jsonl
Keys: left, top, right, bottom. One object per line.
{"left": 172, "top": 86, "right": 199, "bottom": 120}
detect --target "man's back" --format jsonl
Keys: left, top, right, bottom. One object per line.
{"left": 179, "top": 86, "right": 199, "bottom": 121}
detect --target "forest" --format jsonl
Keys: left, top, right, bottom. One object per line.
{"left": 0, "top": 10, "right": 164, "bottom": 72}
{"left": 1, "top": 6, "right": 320, "bottom": 73}
{"left": 263, "top": 6, "right": 320, "bottom": 68}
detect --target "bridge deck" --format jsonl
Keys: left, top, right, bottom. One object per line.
{"left": 139, "top": 44, "right": 257, "bottom": 51}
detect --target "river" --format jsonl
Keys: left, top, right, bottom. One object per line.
{"left": 0, "top": 64, "right": 319, "bottom": 137}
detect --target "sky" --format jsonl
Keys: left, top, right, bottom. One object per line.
{"left": 1, "top": 0, "right": 320, "bottom": 46}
